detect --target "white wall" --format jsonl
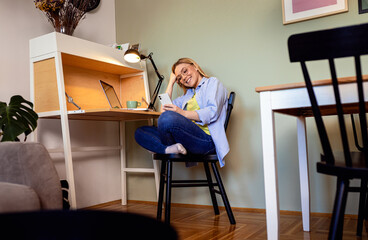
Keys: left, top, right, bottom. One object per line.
{"left": 0, "top": 0, "right": 122, "bottom": 208}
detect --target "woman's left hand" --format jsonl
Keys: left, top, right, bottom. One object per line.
{"left": 162, "top": 104, "right": 184, "bottom": 115}
{"left": 162, "top": 104, "right": 200, "bottom": 121}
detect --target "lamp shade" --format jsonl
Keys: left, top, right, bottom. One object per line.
{"left": 124, "top": 49, "right": 141, "bottom": 63}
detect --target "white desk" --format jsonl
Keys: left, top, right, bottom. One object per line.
{"left": 256, "top": 76, "right": 368, "bottom": 239}
{"left": 30, "top": 33, "right": 161, "bottom": 208}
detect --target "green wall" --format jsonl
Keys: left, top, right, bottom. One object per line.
{"left": 116, "top": 0, "right": 368, "bottom": 214}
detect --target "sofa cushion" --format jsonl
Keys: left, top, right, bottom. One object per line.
{"left": 0, "top": 182, "right": 41, "bottom": 213}
{"left": 0, "top": 142, "right": 62, "bottom": 210}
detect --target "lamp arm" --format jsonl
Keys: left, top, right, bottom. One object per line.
{"left": 142, "top": 53, "right": 164, "bottom": 110}
{"left": 143, "top": 53, "right": 164, "bottom": 81}
{"left": 149, "top": 78, "right": 163, "bottom": 110}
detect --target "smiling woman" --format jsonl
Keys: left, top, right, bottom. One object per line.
{"left": 172, "top": 58, "right": 209, "bottom": 91}
{"left": 134, "top": 57, "right": 230, "bottom": 167}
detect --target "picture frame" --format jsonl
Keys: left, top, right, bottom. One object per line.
{"left": 359, "top": 0, "right": 368, "bottom": 14}
{"left": 282, "top": 0, "right": 348, "bottom": 25}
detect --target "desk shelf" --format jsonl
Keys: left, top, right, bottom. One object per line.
{"left": 30, "top": 33, "right": 160, "bottom": 208}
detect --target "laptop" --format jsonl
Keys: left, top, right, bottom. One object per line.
{"left": 99, "top": 80, "right": 149, "bottom": 110}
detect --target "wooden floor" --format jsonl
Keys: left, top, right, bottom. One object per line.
{"left": 89, "top": 201, "right": 368, "bottom": 240}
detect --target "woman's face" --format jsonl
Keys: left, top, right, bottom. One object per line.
{"left": 174, "top": 63, "right": 202, "bottom": 89}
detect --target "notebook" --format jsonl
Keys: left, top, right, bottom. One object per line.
{"left": 99, "top": 80, "right": 148, "bottom": 110}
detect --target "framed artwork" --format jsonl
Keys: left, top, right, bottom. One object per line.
{"left": 282, "top": 0, "right": 348, "bottom": 24}
{"left": 359, "top": 0, "right": 368, "bottom": 14}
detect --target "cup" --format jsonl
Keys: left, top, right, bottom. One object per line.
{"left": 126, "top": 101, "right": 141, "bottom": 108}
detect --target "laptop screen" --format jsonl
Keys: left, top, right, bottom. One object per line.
{"left": 99, "top": 80, "right": 122, "bottom": 108}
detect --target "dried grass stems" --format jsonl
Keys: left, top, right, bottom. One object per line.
{"left": 34, "top": 0, "right": 90, "bottom": 35}
{"left": 59, "top": 0, "right": 89, "bottom": 35}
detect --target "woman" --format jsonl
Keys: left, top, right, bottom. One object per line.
{"left": 134, "top": 58, "right": 229, "bottom": 167}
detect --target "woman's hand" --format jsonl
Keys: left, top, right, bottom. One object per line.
{"left": 168, "top": 72, "right": 177, "bottom": 87}
{"left": 162, "top": 104, "right": 200, "bottom": 121}
{"left": 162, "top": 104, "right": 183, "bottom": 114}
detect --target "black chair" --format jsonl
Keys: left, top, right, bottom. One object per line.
{"left": 153, "top": 92, "right": 236, "bottom": 225}
{"left": 288, "top": 23, "right": 368, "bottom": 239}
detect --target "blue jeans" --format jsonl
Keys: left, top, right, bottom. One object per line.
{"left": 135, "top": 111, "right": 216, "bottom": 154}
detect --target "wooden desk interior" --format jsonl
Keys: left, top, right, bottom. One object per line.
{"left": 33, "top": 55, "right": 148, "bottom": 114}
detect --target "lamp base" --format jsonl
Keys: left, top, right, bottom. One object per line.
{"left": 148, "top": 103, "right": 156, "bottom": 112}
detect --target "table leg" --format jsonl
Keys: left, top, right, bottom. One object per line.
{"left": 120, "top": 121, "right": 127, "bottom": 205}
{"left": 55, "top": 52, "right": 77, "bottom": 209}
{"left": 297, "top": 116, "right": 310, "bottom": 231}
{"left": 260, "top": 92, "right": 279, "bottom": 239}
{"left": 148, "top": 118, "right": 160, "bottom": 200}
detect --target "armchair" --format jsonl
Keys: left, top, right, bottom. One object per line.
{"left": 0, "top": 142, "right": 63, "bottom": 213}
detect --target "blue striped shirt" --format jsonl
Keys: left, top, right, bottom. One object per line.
{"left": 172, "top": 77, "right": 229, "bottom": 167}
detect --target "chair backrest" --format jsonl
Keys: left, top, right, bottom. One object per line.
{"left": 288, "top": 23, "right": 368, "bottom": 167}
{"left": 224, "top": 92, "right": 235, "bottom": 131}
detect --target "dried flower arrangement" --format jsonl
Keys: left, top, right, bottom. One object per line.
{"left": 34, "top": 0, "right": 91, "bottom": 35}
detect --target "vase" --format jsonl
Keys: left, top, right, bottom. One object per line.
{"left": 55, "top": 24, "right": 76, "bottom": 36}
{"left": 53, "top": 17, "right": 76, "bottom": 36}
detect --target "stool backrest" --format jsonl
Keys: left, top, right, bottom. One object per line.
{"left": 224, "top": 92, "right": 235, "bottom": 131}
{"left": 288, "top": 23, "right": 368, "bottom": 167}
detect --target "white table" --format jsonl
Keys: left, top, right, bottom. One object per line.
{"left": 256, "top": 76, "right": 368, "bottom": 239}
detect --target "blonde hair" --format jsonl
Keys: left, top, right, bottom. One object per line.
{"left": 172, "top": 58, "right": 209, "bottom": 92}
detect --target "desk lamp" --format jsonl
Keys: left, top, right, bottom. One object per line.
{"left": 124, "top": 49, "right": 164, "bottom": 111}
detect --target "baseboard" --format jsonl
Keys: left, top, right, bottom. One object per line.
{"left": 84, "top": 199, "right": 359, "bottom": 219}
{"left": 83, "top": 199, "right": 122, "bottom": 210}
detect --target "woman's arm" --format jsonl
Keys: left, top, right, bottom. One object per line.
{"left": 161, "top": 73, "right": 177, "bottom": 112}
{"left": 195, "top": 78, "right": 227, "bottom": 125}
{"left": 165, "top": 72, "right": 176, "bottom": 99}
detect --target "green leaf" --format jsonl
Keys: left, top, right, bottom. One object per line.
{"left": 0, "top": 95, "right": 39, "bottom": 142}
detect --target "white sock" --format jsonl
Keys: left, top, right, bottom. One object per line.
{"left": 165, "top": 143, "right": 187, "bottom": 155}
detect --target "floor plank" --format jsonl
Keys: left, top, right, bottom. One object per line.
{"left": 88, "top": 201, "right": 368, "bottom": 239}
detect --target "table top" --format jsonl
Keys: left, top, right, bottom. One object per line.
{"left": 39, "top": 108, "right": 161, "bottom": 121}
{"left": 255, "top": 75, "right": 368, "bottom": 93}
{"left": 255, "top": 75, "right": 368, "bottom": 117}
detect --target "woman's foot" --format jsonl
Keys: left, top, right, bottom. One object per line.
{"left": 165, "top": 143, "right": 187, "bottom": 155}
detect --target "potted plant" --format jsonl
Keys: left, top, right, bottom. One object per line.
{"left": 0, "top": 95, "right": 38, "bottom": 142}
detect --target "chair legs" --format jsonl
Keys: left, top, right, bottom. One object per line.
{"left": 203, "top": 162, "right": 220, "bottom": 215}
{"left": 156, "top": 160, "right": 235, "bottom": 225}
{"left": 357, "top": 178, "right": 368, "bottom": 236}
{"left": 329, "top": 178, "right": 349, "bottom": 240}
{"left": 211, "top": 162, "right": 236, "bottom": 224}
{"left": 165, "top": 160, "right": 173, "bottom": 224}
{"left": 157, "top": 161, "right": 167, "bottom": 221}
{"left": 156, "top": 160, "right": 173, "bottom": 224}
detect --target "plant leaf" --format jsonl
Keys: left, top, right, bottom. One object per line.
{"left": 0, "top": 95, "right": 38, "bottom": 142}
